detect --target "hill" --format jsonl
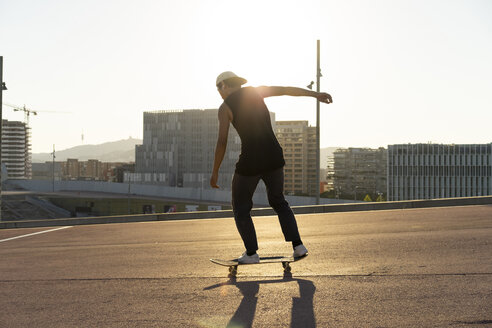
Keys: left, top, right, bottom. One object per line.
{"left": 33, "top": 142, "right": 340, "bottom": 165}
{"left": 32, "top": 138, "right": 142, "bottom": 163}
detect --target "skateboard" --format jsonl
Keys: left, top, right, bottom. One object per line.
{"left": 210, "top": 254, "right": 308, "bottom": 276}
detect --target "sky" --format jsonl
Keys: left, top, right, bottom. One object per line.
{"left": 1, "top": 0, "right": 491, "bottom": 153}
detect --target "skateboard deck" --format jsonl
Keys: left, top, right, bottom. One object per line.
{"left": 210, "top": 254, "right": 308, "bottom": 276}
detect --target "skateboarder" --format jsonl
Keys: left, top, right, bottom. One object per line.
{"left": 210, "top": 71, "right": 332, "bottom": 264}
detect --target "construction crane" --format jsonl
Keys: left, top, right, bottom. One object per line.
{"left": 1, "top": 102, "right": 71, "bottom": 181}
{"left": 3, "top": 103, "right": 37, "bottom": 127}
{"left": 2, "top": 102, "right": 70, "bottom": 127}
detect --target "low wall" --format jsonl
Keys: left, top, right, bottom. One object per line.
{"left": 1, "top": 195, "right": 491, "bottom": 229}
{"left": 6, "top": 179, "right": 356, "bottom": 207}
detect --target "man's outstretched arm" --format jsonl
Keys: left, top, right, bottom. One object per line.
{"left": 210, "top": 103, "right": 232, "bottom": 188}
{"left": 256, "top": 86, "right": 333, "bottom": 104}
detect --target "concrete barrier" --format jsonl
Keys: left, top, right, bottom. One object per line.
{"left": 5, "top": 179, "right": 357, "bottom": 207}
{"left": 1, "top": 196, "right": 491, "bottom": 229}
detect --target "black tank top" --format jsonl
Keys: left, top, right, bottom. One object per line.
{"left": 225, "top": 87, "right": 285, "bottom": 176}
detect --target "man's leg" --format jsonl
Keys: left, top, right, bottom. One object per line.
{"left": 232, "top": 172, "right": 261, "bottom": 254}
{"left": 261, "top": 167, "right": 301, "bottom": 244}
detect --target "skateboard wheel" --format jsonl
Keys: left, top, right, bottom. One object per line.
{"left": 229, "top": 266, "right": 238, "bottom": 276}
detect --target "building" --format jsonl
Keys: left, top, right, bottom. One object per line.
{"left": 61, "top": 159, "right": 130, "bottom": 182}
{"left": 1, "top": 119, "right": 31, "bottom": 179}
{"left": 387, "top": 143, "right": 492, "bottom": 201}
{"left": 133, "top": 109, "right": 243, "bottom": 189}
{"left": 32, "top": 162, "right": 63, "bottom": 181}
{"left": 65, "top": 159, "right": 80, "bottom": 179}
{"left": 114, "top": 163, "right": 135, "bottom": 183}
{"left": 84, "top": 159, "right": 100, "bottom": 178}
{"left": 328, "top": 148, "right": 387, "bottom": 200}
{"left": 275, "top": 121, "right": 317, "bottom": 196}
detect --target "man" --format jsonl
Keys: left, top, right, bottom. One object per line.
{"left": 210, "top": 71, "right": 332, "bottom": 264}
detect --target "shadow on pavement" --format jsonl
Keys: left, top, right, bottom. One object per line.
{"left": 204, "top": 272, "right": 316, "bottom": 328}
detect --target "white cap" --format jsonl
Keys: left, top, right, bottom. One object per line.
{"left": 216, "top": 71, "right": 247, "bottom": 86}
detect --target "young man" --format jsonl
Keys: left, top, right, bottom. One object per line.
{"left": 210, "top": 71, "right": 332, "bottom": 264}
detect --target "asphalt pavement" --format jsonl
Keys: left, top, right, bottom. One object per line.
{"left": 1, "top": 205, "right": 491, "bottom": 327}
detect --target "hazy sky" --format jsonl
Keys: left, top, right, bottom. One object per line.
{"left": 1, "top": 0, "right": 491, "bottom": 153}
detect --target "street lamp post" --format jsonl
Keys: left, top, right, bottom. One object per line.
{"left": 308, "top": 42, "right": 322, "bottom": 205}
{"left": 316, "top": 40, "right": 321, "bottom": 205}
{"left": 127, "top": 173, "right": 131, "bottom": 214}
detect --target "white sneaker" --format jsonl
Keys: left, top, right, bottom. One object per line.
{"left": 238, "top": 252, "right": 260, "bottom": 264}
{"left": 293, "top": 244, "right": 308, "bottom": 258}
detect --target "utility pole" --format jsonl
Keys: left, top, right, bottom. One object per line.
{"left": 52, "top": 145, "right": 56, "bottom": 192}
{"left": 316, "top": 40, "right": 321, "bottom": 205}
{"left": 0, "top": 56, "right": 6, "bottom": 221}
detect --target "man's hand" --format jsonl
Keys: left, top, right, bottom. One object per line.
{"left": 316, "top": 92, "right": 333, "bottom": 104}
{"left": 210, "top": 172, "right": 220, "bottom": 189}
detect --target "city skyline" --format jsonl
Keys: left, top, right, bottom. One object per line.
{"left": 1, "top": 0, "right": 491, "bottom": 153}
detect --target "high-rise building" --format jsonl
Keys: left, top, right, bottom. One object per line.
{"left": 388, "top": 143, "right": 492, "bottom": 201}
{"left": 134, "top": 109, "right": 242, "bottom": 189}
{"left": 275, "top": 121, "right": 317, "bottom": 196}
{"left": 328, "top": 148, "right": 387, "bottom": 200}
{"left": 1, "top": 120, "right": 32, "bottom": 179}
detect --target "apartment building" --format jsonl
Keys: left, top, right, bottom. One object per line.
{"left": 32, "top": 162, "right": 63, "bottom": 180}
{"left": 328, "top": 148, "right": 387, "bottom": 200}
{"left": 133, "top": 109, "right": 242, "bottom": 189}
{"left": 1, "top": 119, "right": 31, "bottom": 179}
{"left": 388, "top": 143, "right": 492, "bottom": 201}
{"left": 61, "top": 159, "right": 128, "bottom": 181}
{"left": 65, "top": 159, "right": 80, "bottom": 179}
{"left": 275, "top": 121, "right": 317, "bottom": 196}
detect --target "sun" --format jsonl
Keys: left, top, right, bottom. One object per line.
{"left": 190, "top": 0, "right": 319, "bottom": 86}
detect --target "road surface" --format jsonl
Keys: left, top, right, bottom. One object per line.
{"left": 1, "top": 205, "right": 491, "bottom": 327}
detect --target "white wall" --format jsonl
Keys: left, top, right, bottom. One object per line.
{"left": 7, "top": 179, "right": 356, "bottom": 207}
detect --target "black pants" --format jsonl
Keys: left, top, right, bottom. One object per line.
{"left": 231, "top": 167, "right": 301, "bottom": 253}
